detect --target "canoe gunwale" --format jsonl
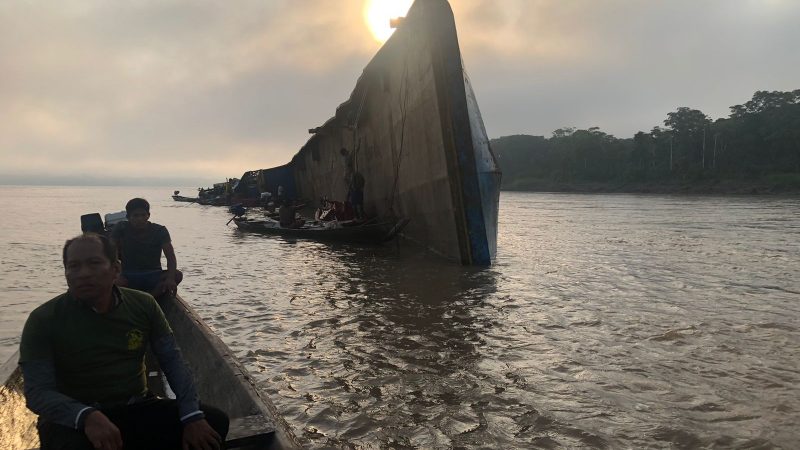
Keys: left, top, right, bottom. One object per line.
{"left": 0, "top": 350, "right": 20, "bottom": 386}
{"left": 163, "top": 294, "right": 300, "bottom": 449}
{"left": 0, "top": 295, "right": 301, "bottom": 450}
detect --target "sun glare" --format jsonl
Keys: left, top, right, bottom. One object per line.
{"left": 364, "top": 0, "right": 413, "bottom": 43}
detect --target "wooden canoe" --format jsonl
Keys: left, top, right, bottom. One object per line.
{"left": 0, "top": 294, "right": 300, "bottom": 450}
{"left": 233, "top": 216, "right": 410, "bottom": 245}
{"left": 172, "top": 195, "right": 199, "bottom": 203}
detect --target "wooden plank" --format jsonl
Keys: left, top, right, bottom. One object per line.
{"left": 225, "top": 414, "right": 275, "bottom": 449}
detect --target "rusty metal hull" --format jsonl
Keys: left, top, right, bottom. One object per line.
{"left": 285, "top": 0, "right": 500, "bottom": 265}
{"left": 0, "top": 294, "right": 300, "bottom": 450}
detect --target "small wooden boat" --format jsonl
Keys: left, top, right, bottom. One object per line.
{"left": 172, "top": 195, "right": 199, "bottom": 203}
{"left": 172, "top": 190, "right": 199, "bottom": 203}
{"left": 233, "top": 216, "right": 409, "bottom": 244}
{"left": 0, "top": 294, "right": 301, "bottom": 449}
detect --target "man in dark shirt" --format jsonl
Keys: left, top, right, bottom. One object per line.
{"left": 278, "top": 200, "right": 306, "bottom": 228}
{"left": 112, "top": 198, "right": 182, "bottom": 299}
{"left": 346, "top": 171, "right": 365, "bottom": 220}
{"left": 19, "top": 233, "right": 227, "bottom": 450}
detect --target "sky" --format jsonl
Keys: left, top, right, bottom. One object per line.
{"left": 1, "top": 0, "right": 799, "bottom": 185}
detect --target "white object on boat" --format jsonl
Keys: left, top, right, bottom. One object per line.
{"left": 104, "top": 211, "right": 127, "bottom": 228}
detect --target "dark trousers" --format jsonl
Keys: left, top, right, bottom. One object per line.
{"left": 37, "top": 399, "right": 228, "bottom": 450}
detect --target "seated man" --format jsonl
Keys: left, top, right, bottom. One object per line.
{"left": 314, "top": 198, "right": 353, "bottom": 223}
{"left": 278, "top": 200, "right": 306, "bottom": 229}
{"left": 112, "top": 198, "right": 182, "bottom": 299}
{"left": 314, "top": 197, "right": 334, "bottom": 222}
{"left": 19, "top": 233, "right": 227, "bottom": 450}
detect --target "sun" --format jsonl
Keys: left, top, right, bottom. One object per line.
{"left": 364, "top": 0, "right": 414, "bottom": 43}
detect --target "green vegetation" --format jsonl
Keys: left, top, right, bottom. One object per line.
{"left": 493, "top": 89, "right": 800, "bottom": 194}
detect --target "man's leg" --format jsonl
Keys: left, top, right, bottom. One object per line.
{"left": 104, "top": 398, "right": 228, "bottom": 450}
{"left": 121, "top": 271, "right": 161, "bottom": 293}
{"left": 37, "top": 420, "right": 94, "bottom": 450}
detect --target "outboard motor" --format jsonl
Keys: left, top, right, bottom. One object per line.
{"left": 80, "top": 213, "right": 105, "bottom": 233}
{"left": 104, "top": 211, "right": 127, "bottom": 230}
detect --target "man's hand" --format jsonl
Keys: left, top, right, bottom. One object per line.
{"left": 84, "top": 410, "right": 123, "bottom": 450}
{"left": 182, "top": 419, "right": 221, "bottom": 450}
{"left": 162, "top": 277, "right": 178, "bottom": 296}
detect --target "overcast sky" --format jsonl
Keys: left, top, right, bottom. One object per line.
{"left": 1, "top": 0, "right": 798, "bottom": 184}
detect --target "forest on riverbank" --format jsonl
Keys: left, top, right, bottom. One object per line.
{"left": 492, "top": 89, "right": 800, "bottom": 194}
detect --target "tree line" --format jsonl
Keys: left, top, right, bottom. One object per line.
{"left": 492, "top": 89, "right": 800, "bottom": 192}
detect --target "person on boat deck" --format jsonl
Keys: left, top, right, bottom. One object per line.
{"left": 347, "top": 171, "right": 366, "bottom": 221}
{"left": 275, "top": 185, "right": 285, "bottom": 206}
{"left": 314, "top": 197, "right": 333, "bottom": 222}
{"left": 112, "top": 198, "right": 182, "bottom": 300}
{"left": 19, "top": 233, "right": 228, "bottom": 450}
{"left": 278, "top": 199, "right": 306, "bottom": 229}
{"left": 315, "top": 198, "right": 354, "bottom": 223}
{"left": 259, "top": 191, "right": 272, "bottom": 208}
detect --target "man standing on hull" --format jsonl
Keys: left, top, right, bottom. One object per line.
{"left": 112, "top": 198, "right": 182, "bottom": 299}
{"left": 19, "top": 233, "right": 227, "bottom": 449}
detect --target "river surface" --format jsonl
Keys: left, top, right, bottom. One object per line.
{"left": 1, "top": 186, "right": 798, "bottom": 449}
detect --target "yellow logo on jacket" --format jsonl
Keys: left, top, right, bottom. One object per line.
{"left": 127, "top": 329, "right": 144, "bottom": 350}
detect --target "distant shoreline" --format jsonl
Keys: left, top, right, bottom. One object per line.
{"left": 501, "top": 180, "right": 800, "bottom": 195}
{"left": 0, "top": 175, "right": 217, "bottom": 188}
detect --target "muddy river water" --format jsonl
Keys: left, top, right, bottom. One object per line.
{"left": 1, "top": 186, "right": 798, "bottom": 448}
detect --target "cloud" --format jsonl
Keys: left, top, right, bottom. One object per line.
{"left": 0, "top": 0, "right": 382, "bottom": 181}
{"left": 454, "top": 0, "right": 800, "bottom": 138}
{"left": 1, "top": 0, "right": 798, "bottom": 183}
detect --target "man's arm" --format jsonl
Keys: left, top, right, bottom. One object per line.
{"left": 21, "top": 360, "right": 97, "bottom": 429}
{"left": 150, "top": 334, "right": 222, "bottom": 449}
{"left": 150, "top": 333, "right": 202, "bottom": 422}
{"left": 162, "top": 242, "right": 178, "bottom": 292}
{"left": 23, "top": 362, "right": 124, "bottom": 449}
{"left": 20, "top": 306, "right": 99, "bottom": 430}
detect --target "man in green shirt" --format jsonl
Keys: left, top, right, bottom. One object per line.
{"left": 19, "top": 233, "right": 227, "bottom": 450}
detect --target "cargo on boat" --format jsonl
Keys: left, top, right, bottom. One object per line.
{"left": 197, "top": 179, "right": 239, "bottom": 206}
{"left": 0, "top": 294, "right": 300, "bottom": 450}
{"left": 243, "top": 0, "right": 501, "bottom": 265}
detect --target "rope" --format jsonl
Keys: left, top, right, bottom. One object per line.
{"left": 387, "top": 50, "right": 411, "bottom": 215}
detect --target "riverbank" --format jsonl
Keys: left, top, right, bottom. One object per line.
{"left": 502, "top": 176, "right": 800, "bottom": 195}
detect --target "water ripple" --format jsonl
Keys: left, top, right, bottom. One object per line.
{"left": 1, "top": 188, "right": 799, "bottom": 448}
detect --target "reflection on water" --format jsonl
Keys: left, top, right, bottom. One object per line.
{"left": 219, "top": 235, "right": 506, "bottom": 448}
{"left": 1, "top": 187, "right": 798, "bottom": 448}
{"left": 0, "top": 368, "right": 39, "bottom": 450}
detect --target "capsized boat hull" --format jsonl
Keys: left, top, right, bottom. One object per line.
{"left": 0, "top": 294, "right": 300, "bottom": 450}
{"left": 262, "top": 0, "right": 500, "bottom": 265}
